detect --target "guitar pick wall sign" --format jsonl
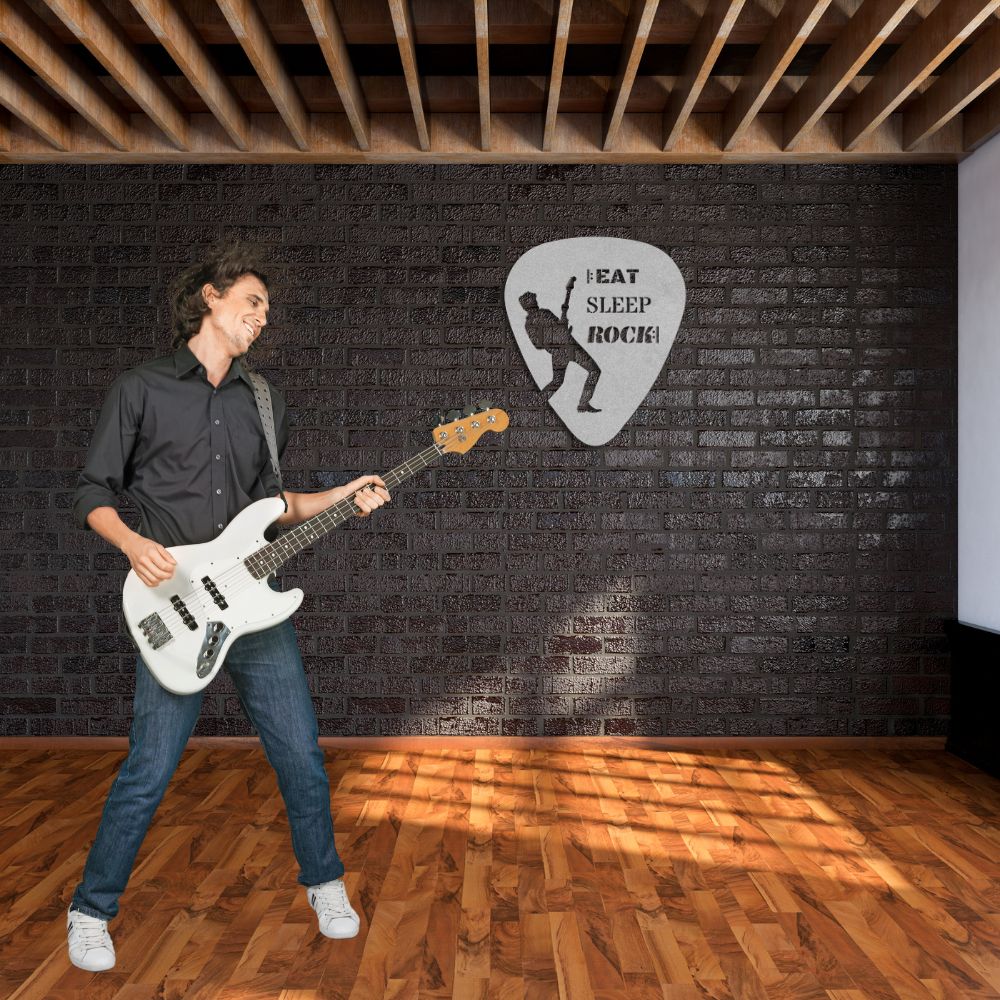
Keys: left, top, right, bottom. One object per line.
{"left": 504, "top": 237, "right": 686, "bottom": 446}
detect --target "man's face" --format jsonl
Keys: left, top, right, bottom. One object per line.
{"left": 204, "top": 273, "right": 270, "bottom": 356}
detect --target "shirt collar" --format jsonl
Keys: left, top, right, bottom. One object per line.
{"left": 173, "top": 341, "right": 254, "bottom": 388}
{"left": 173, "top": 341, "right": 200, "bottom": 377}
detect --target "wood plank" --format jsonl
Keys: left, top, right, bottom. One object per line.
{"left": 39, "top": 0, "right": 189, "bottom": 149}
{"left": 128, "top": 0, "right": 250, "bottom": 150}
{"left": 474, "top": 0, "right": 489, "bottom": 150}
{"left": 783, "top": 0, "right": 921, "bottom": 150}
{"left": 213, "top": 0, "right": 310, "bottom": 150}
{"left": 602, "top": 0, "right": 659, "bottom": 151}
{"left": 842, "top": 0, "right": 1000, "bottom": 150}
{"left": 550, "top": 911, "right": 597, "bottom": 998}
{"left": 903, "top": 20, "right": 1000, "bottom": 149}
{"left": 0, "top": 0, "right": 129, "bottom": 149}
{"left": 964, "top": 80, "right": 1000, "bottom": 151}
{"left": 387, "top": 0, "right": 429, "bottom": 151}
{"left": 299, "top": 0, "right": 369, "bottom": 150}
{"left": 19, "top": 0, "right": 931, "bottom": 47}
{"left": 663, "top": 0, "right": 746, "bottom": 151}
{"left": 541, "top": 0, "right": 573, "bottom": 152}
{"left": 0, "top": 46, "right": 69, "bottom": 149}
{"left": 0, "top": 105, "right": 968, "bottom": 161}
{"left": 722, "top": 0, "right": 834, "bottom": 151}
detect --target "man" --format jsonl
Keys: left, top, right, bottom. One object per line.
{"left": 518, "top": 276, "right": 602, "bottom": 412}
{"left": 66, "top": 246, "right": 390, "bottom": 972}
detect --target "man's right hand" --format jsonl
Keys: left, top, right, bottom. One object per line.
{"left": 122, "top": 534, "right": 177, "bottom": 587}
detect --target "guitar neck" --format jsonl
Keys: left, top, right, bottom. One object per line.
{"left": 245, "top": 442, "right": 444, "bottom": 578}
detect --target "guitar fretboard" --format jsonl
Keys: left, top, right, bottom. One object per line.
{"left": 244, "top": 443, "right": 444, "bottom": 579}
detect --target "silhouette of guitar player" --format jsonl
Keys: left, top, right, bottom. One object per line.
{"left": 518, "top": 276, "right": 602, "bottom": 413}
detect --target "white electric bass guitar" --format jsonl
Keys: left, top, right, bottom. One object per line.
{"left": 123, "top": 404, "right": 509, "bottom": 694}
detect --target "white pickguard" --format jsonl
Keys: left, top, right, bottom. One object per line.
{"left": 122, "top": 497, "right": 303, "bottom": 694}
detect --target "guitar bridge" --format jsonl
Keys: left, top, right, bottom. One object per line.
{"left": 138, "top": 612, "right": 173, "bottom": 650}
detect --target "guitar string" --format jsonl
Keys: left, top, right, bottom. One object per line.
{"left": 145, "top": 444, "right": 445, "bottom": 635}
{"left": 150, "top": 482, "right": 396, "bottom": 631}
{"left": 151, "top": 489, "right": 366, "bottom": 630}
{"left": 151, "top": 450, "right": 437, "bottom": 631}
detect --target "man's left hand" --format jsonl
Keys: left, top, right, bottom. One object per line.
{"left": 335, "top": 475, "right": 391, "bottom": 517}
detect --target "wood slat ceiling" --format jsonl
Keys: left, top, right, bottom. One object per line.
{"left": 1, "top": 0, "right": 998, "bottom": 162}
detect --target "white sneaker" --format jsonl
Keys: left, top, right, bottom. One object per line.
{"left": 306, "top": 878, "right": 360, "bottom": 939}
{"left": 66, "top": 906, "right": 116, "bottom": 972}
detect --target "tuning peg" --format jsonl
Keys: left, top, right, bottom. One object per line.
{"left": 462, "top": 404, "right": 476, "bottom": 417}
{"left": 476, "top": 399, "right": 493, "bottom": 412}
{"left": 447, "top": 409, "right": 462, "bottom": 421}
{"left": 435, "top": 409, "right": 449, "bottom": 426}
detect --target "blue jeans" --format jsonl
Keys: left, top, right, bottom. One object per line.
{"left": 69, "top": 586, "right": 344, "bottom": 922}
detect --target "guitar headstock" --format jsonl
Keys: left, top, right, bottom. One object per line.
{"left": 432, "top": 400, "right": 509, "bottom": 454}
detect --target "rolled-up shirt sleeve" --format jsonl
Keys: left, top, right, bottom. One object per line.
{"left": 73, "top": 374, "right": 141, "bottom": 531}
{"left": 258, "top": 384, "right": 289, "bottom": 499}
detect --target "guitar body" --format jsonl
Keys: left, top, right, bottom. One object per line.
{"left": 122, "top": 496, "right": 303, "bottom": 695}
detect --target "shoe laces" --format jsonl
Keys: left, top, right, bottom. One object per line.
{"left": 310, "top": 879, "right": 351, "bottom": 918}
{"left": 70, "top": 913, "right": 112, "bottom": 951}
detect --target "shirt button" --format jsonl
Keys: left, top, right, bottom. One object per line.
{"left": 214, "top": 419, "right": 220, "bottom": 425}
{"left": 216, "top": 488, "right": 222, "bottom": 495}
{"left": 218, "top": 523, "right": 224, "bottom": 530}
{"left": 215, "top": 454, "right": 221, "bottom": 460}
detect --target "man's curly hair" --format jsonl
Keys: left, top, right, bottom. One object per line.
{"left": 169, "top": 245, "right": 268, "bottom": 349}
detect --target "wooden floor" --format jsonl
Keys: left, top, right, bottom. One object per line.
{"left": 1, "top": 740, "right": 999, "bottom": 999}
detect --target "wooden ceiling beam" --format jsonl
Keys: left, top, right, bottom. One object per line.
{"left": 721, "top": 0, "right": 833, "bottom": 151}
{"left": 474, "top": 0, "right": 488, "bottom": 150}
{"left": 387, "top": 0, "right": 429, "bottom": 150}
{"left": 13, "top": 0, "right": 930, "bottom": 47}
{"left": 783, "top": 0, "right": 920, "bottom": 150}
{"left": 541, "top": 0, "right": 572, "bottom": 151}
{"left": 323, "top": 0, "right": 916, "bottom": 46}
{"left": 0, "top": 0, "right": 129, "bottom": 149}
{"left": 842, "top": 0, "right": 1000, "bottom": 150}
{"left": 300, "top": 0, "right": 369, "bottom": 150}
{"left": 214, "top": 0, "right": 309, "bottom": 150}
{"left": 0, "top": 110, "right": 967, "bottom": 162}
{"left": 128, "top": 0, "right": 250, "bottom": 150}
{"left": 602, "top": 0, "right": 659, "bottom": 151}
{"left": 40, "top": 0, "right": 188, "bottom": 148}
{"left": 663, "top": 0, "right": 745, "bottom": 151}
{"left": 0, "top": 46, "right": 69, "bottom": 148}
{"left": 217, "top": 73, "right": 876, "bottom": 115}
{"left": 903, "top": 20, "right": 1000, "bottom": 149}
{"left": 964, "top": 79, "right": 1000, "bottom": 151}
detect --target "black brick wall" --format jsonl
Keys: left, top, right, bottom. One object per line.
{"left": 0, "top": 163, "right": 957, "bottom": 737}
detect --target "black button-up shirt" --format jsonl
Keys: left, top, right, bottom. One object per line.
{"left": 73, "top": 342, "right": 288, "bottom": 548}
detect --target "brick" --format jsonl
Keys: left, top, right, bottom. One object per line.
{"left": 0, "top": 162, "right": 956, "bottom": 736}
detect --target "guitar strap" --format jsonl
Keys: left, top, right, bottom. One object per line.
{"left": 245, "top": 369, "right": 288, "bottom": 513}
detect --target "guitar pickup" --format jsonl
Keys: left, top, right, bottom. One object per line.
{"left": 201, "top": 576, "right": 229, "bottom": 610}
{"left": 170, "top": 594, "right": 198, "bottom": 630}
